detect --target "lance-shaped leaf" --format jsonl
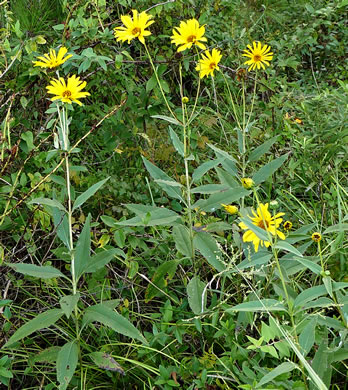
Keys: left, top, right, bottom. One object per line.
{"left": 193, "top": 187, "right": 249, "bottom": 212}
{"left": 173, "top": 225, "right": 192, "bottom": 258}
{"left": 248, "top": 136, "right": 279, "bottom": 163}
{"left": 4, "top": 309, "right": 64, "bottom": 347}
{"left": 57, "top": 341, "right": 78, "bottom": 390}
{"left": 59, "top": 293, "right": 80, "bottom": 319}
{"left": 252, "top": 154, "right": 289, "bottom": 185}
{"left": 194, "top": 232, "right": 225, "bottom": 272}
{"left": 169, "top": 126, "right": 184, "bottom": 157}
{"left": 74, "top": 214, "right": 91, "bottom": 280}
{"left": 28, "top": 197, "right": 67, "bottom": 212}
{"left": 226, "top": 299, "right": 287, "bottom": 313}
{"left": 7, "top": 263, "right": 67, "bottom": 280}
{"left": 83, "top": 304, "right": 147, "bottom": 344}
{"left": 89, "top": 352, "right": 125, "bottom": 375}
{"left": 187, "top": 276, "right": 207, "bottom": 314}
{"left": 72, "top": 177, "right": 109, "bottom": 212}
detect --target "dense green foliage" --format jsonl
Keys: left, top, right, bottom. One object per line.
{"left": 0, "top": 0, "right": 347, "bottom": 389}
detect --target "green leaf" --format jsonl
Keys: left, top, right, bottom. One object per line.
{"left": 56, "top": 341, "right": 78, "bottom": 390}
{"left": 323, "top": 223, "right": 348, "bottom": 234}
{"left": 29, "top": 346, "right": 61, "bottom": 365}
{"left": 142, "top": 157, "right": 184, "bottom": 202}
{"left": 72, "top": 177, "right": 109, "bottom": 212}
{"left": 7, "top": 263, "right": 66, "bottom": 280}
{"left": 52, "top": 208, "right": 70, "bottom": 249}
{"left": 252, "top": 154, "right": 289, "bottom": 185}
{"left": 117, "top": 206, "right": 180, "bottom": 226}
{"left": 239, "top": 217, "right": 270, "bottom": 242}
{"left": 84, "top": 248, "right": 119, "bottom": 273}
{"left": 299, "top": 317, "right": 317, "bottom": 357}
{"left": 169, "top": 126, "right": 184, "bottom": 157}
{"left": 151, "top": 115, "right": 181, "bottom": 126}
{"left": 310, "top": 338, "right": 331, "bottom": 390}
{"left": 207, "top": 143, "right": 237, "bottom": 162}
{"left": 193, "top": 187, "right": 249, "bottom": 212}
{"left": 74, "top": 214, "right": 91, "bottom": 280}
{"left": 84, "top": 304, "right": 147, "bottom": 344}
{"left": 21, "top": 131, "right": 35, "bottom": 152}
{"left": 187, "top": 276, "right": 206, "bottom": 314}
{"left": 191, "top": 184, "right": 228, "bottom": 194}
{"left": 274, "top": 240, "right": 303, "bottom": 257}
{"left": 89, "top": 352, "right": 125, "bottom": 374}
{"left": 192, "top": 158, "right": 224, "bottom": 183}
{"left": 145, "top": 260, "right": 179, "bottom": 302}
{"left": 236, "top": 251, "right": 272, "bottom": 271}
{"left": 248, "top": 136, "right": 279, "bottom": 162}
{"left": 28, "top": 197, "right": 66, "bottom": 213}
{"left": 4, "top": 309, "right": 64, "bottom": 347}
{"left": 256, "top": 362, "right": 298, "bottom": 388}
{"left": 194, "top": 232, "right": 225, "bottom": 272}
{"left": 295, "top": 257, "right": 322, "bottom": 275}
{"left": 59, "top": 294, "right": 80, "bottom": 319}
{"left": 226, "top": 299, "right": 287, "bottom": 313}
{"left": 173, "top": 225, "right": 192, "bottom": 258}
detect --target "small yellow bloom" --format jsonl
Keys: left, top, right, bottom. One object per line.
{"left": 114, "top": 9, "right": 154, "bottom": 45}
{"left": 311, "top": 232, "right": 322, "bottom": 242}
{"left": 221, "top": 204, "right": 238, "bottom": 215}
{"left": 294, "top": 118, "right": 303, "bottom": 124}
{"left": 242, "top": 41, "right": 273, "bottom": 71}
{"left": 46, "top": 75, "right": 90, "bottom": 106}
{"left": 171, "top": 18, "right": 207, "bottom": 52}
{"left": 241, "top": 178, "right": 254, "bottom": 189}
{"left": 283, "top": 221, "right": 292, "bottom": 231}
{"left": 239, "top": 203, "right": 285, "bottom": 252}
{"left": 33, "top": 47, "right": 72, "bottom": 69}
{"left": 182, "top": 96, "right": 189, "bottom": 104}
{"left": 196, "top": 48, "right": 222, "bottom": 79}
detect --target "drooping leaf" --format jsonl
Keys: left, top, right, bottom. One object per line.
{"left": 299, "top": 317, "right": 317, "bottom": 357}
{"left": 117, "top": 205, "right": 180, "bottom": 226}
{"left": 187, "top": 276, "right": 206, "bottom": 314}
{"left": 142, "top": 157, "right": 184, "bottom": 202}
{"left": 151, "top": 115, "right": 181, "bottom": 126}
{"left": 194, "top": 232, "right": 225, "bottom": 272}
{"left": 192, "top": 158, "right": 224, "bottom": 183}
{"left": 28, "top": 197, "right": 67, "bottom": 213}
{"left": 89, "top": 352, "right": 125, "bottom": 375}
{"left": 83, "top": 304, "right": 147, "bottom": 344}
{"left": 274, "top": 241, "right": 303, "bottom": 257}
{"left": 56, "top": 341, "right": 78, "bottom": 390}
{"left": 4, "top": 309, "right": 64, "bottom": 347}
{"left": 52, "top": 207, "right": 70, "bottom": 249}
{"left": 72, "top": 177, "right": 109, "bottom": 212}
{"left": 7, "top": 263, "right": 66, "bottom": 280}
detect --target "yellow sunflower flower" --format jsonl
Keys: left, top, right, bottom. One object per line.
{"left": 241, "top": 178, "right": 254, "bottom": 189}
{"left": 46, "top": 75, "right": 90, "bottom": 106}
{"left": 239, "top": 203, "right": 285, "bottom": 252}
{"left": 242, "top": 41, "right": 273, "bottom": 71}
{"left": 33, "top": 47, "right": 73, "bottom": 69}
{"left": 171, "top": 18, "right": 207, "bottom": 52}
{"left": 114, "top": 9, "right": 154, "bottom": 45}
{"left": 311, "top": 232, "right": 322, "bottom": 242}
{"left": 221, "top": 204, "right": 238, "bottom": 215}
{"left": 196, "top": 48, "right": 222, "bottom": 79}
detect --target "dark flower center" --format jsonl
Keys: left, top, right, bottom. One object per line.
{"left": 187, "top": 35, "right": 196, "bottom": 43}
{"left": 257, "top": 219, "right": 269, "bottom": 230}
{"left": 132, "top": 27, "right": 141, "bottom": 36}
{"left": 209, "top": 62, "right": 216, "bottom": 69}
{"left": 62, "top": 90, "right": 72, "bottom": 98}
{"left": 253, "top": 54, "right": 262, "bottom": 62}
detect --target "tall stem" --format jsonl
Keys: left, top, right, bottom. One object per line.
{"left": 143, "top": 42, "right": 180, "bottom": 123}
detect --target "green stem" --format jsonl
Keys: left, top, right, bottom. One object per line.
{"left": 143, "top": 42, "right": 179, "bottom": 123}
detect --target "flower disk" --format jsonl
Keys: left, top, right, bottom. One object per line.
{"left": 33, "top": 47, "right": 72, "bottom": 69}
{"left": 46, "top": 75, "right": 90, "bottom": 106}
{"left": 171, "top": 19, "right": 207, "bottom": 52}
{"left": 114, "top": 9, "right": 154, "bottom": 45}
{"left": 239, "top": 203, "right": 285, "bottom": 252}
{"left": 311, "top": 232, "right": 322, "bottom": 242}
{"left": 242, "top": 41, "right": 273, "bottom": 71}
{"left": 196, "top": 48, "right": 222, "bottom": 79}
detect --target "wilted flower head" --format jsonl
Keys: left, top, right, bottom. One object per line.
{"left": 283, "top": 221, "right": 293, "bottom": 231}
{"left": 33, "top": 47, "right": 72, "bottom": 69}
{"left": 311, "top": 232, "right": 322, "bottom": 242}
{"left": 171, "top": 19, "right": 207, "bottom": 52}
{"left": 241, "top": 178, "right": 254, "bottom": 189}
{"left": 114, "top": 9, "right": 154, "bottom": 44}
